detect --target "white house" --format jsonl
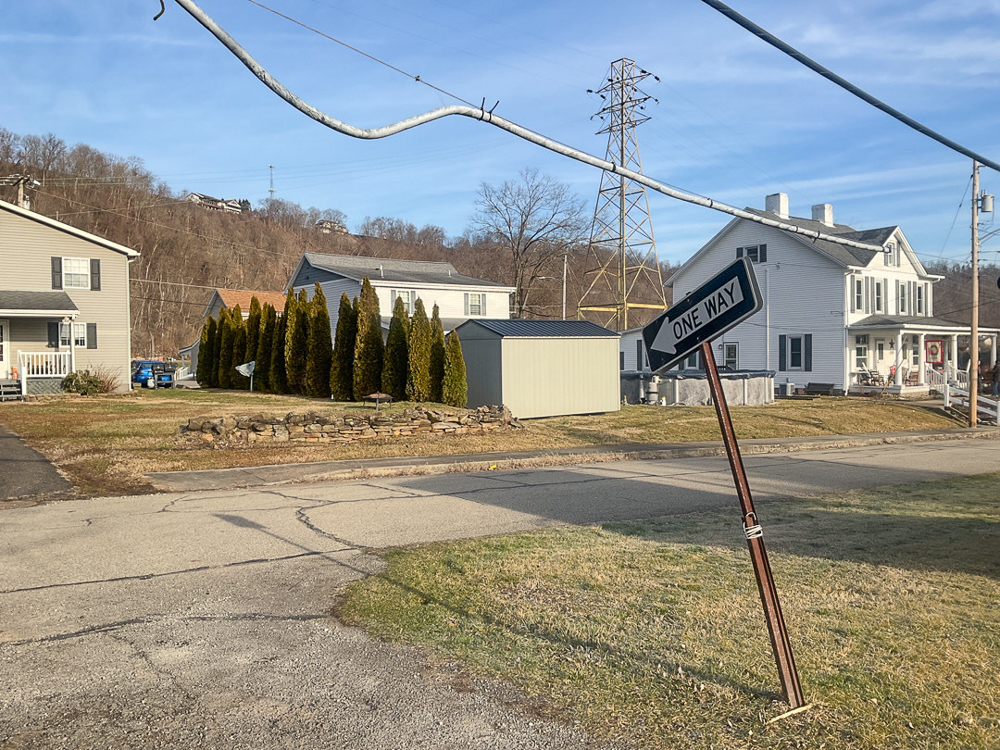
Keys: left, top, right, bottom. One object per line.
{"left": 287, "top": 252, "right": 515, "bottom": 333}
{"left": 665, "top": 193, "right": 995, "bottom": 394}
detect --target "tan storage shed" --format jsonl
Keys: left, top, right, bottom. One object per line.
{"left": 454, "top": 319, "right": 621, "bottom": 419}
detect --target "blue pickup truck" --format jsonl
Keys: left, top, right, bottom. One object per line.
{"left": 131, "top": 360, "right": 177, "bottom": 388}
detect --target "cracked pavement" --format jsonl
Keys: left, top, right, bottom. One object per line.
{"left": 2, "top": 438, "right": 1000, "bottom": 748}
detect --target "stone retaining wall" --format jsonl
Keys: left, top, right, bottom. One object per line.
{"left": 181, "top": 405, "right": 514, "bottom": 446}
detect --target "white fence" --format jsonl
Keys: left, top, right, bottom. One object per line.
{"left": 943, "top": 383, "right": 1000, "bottom": 422}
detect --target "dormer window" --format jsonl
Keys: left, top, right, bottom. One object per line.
{"left": 737, "top": 244, "right": 767, "bottom": 263}
{"left": 885, "top": 241, "right": 900, "bottom": 267}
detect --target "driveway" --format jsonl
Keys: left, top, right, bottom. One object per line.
{"left": 2, "top": 437, "right": 1000, "bottom": 748}
{"left": 0, "top": 424, "right": 72, "bottom": 501}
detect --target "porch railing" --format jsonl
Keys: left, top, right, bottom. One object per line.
{"left": 17, "top": 351, "right": 73, "bottom": 396}
{"left": 943, "top": 383, "right": 1000, "bottom": 423}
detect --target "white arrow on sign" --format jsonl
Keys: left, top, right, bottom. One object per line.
{"left": 651, "top": 277, "right": 745, "bottom": 357}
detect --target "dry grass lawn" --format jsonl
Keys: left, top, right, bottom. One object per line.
{"left": 0, "top": 388, "right": 962, "bottom": 497}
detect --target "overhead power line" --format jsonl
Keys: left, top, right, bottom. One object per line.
{"left": 700, "top": 0, "right": 1000, "bottom": 174}
{"left": 163, "top": 0, "right": 885, "bottom": 254}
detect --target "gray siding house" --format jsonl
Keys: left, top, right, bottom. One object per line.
{"left": 455, "top": 319, "right": 621, "bottom": 419}
{"left": 0, "top": 200, "right": 138, "bottom": 395}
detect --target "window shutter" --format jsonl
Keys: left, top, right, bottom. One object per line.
{"left": 759, "top": 244, "right": 767, "bottom": 263}
{"left": 778, "top": 334, "right": 787, "bottom": 371}
{"left": 47, "top": 322, "right": 59, "bottom": 348}
{"left": 636, "top": 340, "right": 644, "bottom": 370}
{"left": 804, "top": 334, "right": 812, "bottom": 371}
{"left": 463, "top": 293, "right": 470, "bottom": 315}
{"left": 51, "top": 257, "right": 62, "bottom": 290}
{"left": 86, "top": 323, "right": 98, "bottom": 349}
{"left": 620, "top": 351, "right": 625, "bottom": 371}
{"left": 90, "top": 259, "right": 101, "bottom": 291}
{"left": 865, "top": 277, "right": 871, "bottom": 313}
{"left": 736, "top": 247, "right": 743, "bottom": 258}
{"left": 481, "top": 295, "right": 486, "bottom": 316}
{"left": 895, "top": 279, "right": 900, "bottom": 314}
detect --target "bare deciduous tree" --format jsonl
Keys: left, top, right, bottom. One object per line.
{"left": 471, "top": 168, "right": 587, "bottom": 318}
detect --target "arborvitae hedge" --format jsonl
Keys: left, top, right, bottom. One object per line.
{"left": 305, "top": 283, "right": 333, "bottom": 398}
{"left": 233, "top": 319, "right": 250, "bottom": 390}
{"left": 256, "top": 303, "right": 276, "bottom": 392}
{"left": 353, "top": 278, "right": 383, "bottom": 398}
{"left": 442, "top": 330, "right": 468, "bottom": 408}
{"left": 429, "top": 303, "right": 445, "bottom": 403}
{"left": 246, "top": 296, "right": 262, "bottom": 369}
{"left": 211, "top": 307, "right": 225, "bottom": 388}
{"left": 331, "top": 292, "right": 357, "bottom": 401}
{"left": 286, "top": 289, "right": 309, "bottom": 394}
{"left": 406, "top": 298, "right": 432, "bottom": 402}
{"left": 270, "top": 290, "right": 292, "bottom": 394}
{"left": 382, "top": 296, "right": 410, "bottom": 402}
{"left": 196, "top": 315, "right": 216, "bottom": 387}
{"left": 217, "top": 307, "right": 235, "bottom": 389}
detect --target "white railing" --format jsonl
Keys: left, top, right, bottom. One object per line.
{"left": 17, "top": 351, "right": 73, "bottom": 396}
{"left": 943, "top": 383, "right": 1000, "bottom": 422}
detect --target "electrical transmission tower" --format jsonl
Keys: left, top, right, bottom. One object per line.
{"left": 578, "top": 58, "right": 668, "bottom": 331}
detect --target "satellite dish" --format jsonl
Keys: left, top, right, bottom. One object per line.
{"left": 235, "top": 361, "right": 256, "bottom": 377}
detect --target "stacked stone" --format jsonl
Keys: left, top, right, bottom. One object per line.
{"left": 181, "top": 405, "right": 513, "bottom": 446}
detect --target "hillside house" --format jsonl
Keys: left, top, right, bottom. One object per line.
{"left": 288, "top": 252, "right": 515, "bottom": 334}
{"left": 665, "top": 193, "right": 997, "bottom": 395}
{"left": 0, "top": 199, "right": 138, "bottom": 396}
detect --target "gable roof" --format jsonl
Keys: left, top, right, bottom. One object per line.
{"left": 298, "top": 252, "right": 513, "bottom": 289}
{"left": 742, "top": 208, "right": 891, "bottom": 266}
{"left": 457, "top": 319, "right": 619, "bottom": 338}
{"left": 212, "top": 289, "right": 287, "bottom": 313}
{"left": 0, "top": 199, "right": 140, "bottom": 259}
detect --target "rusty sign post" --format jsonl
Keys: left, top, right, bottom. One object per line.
{"left": 642, "top": 258, "right": 804, "bottom": 708}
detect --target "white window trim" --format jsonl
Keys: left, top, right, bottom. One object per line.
{"left": 63, "top": 257, "right": 90, "bottom": 289}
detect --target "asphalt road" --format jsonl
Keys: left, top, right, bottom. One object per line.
{"left": 2, "top": 437, "right": 999, "bottom": 748}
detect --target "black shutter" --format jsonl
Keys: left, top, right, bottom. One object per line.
{"left": 736, "top": 246, "right": 743, "bottom": 258}
{"left": 51, "top": 257, "right": 62, "bottom": 290}
{"left": 636, "top": 340, "right": 644, "bottom": 370}
{"left": 778, "top": 335, "right": 787, "bottom": 371}
{"left": 759, "top": 244, "right": 767, "bottom": 263}
{"left": 90, "top": 259, "right": 101, "bottom": 291}
{"left": 804, "top": 334, "right": 812, "bottom": 371}
{"left": 86, "top": 323, "right": 98, "bottom": 349}
{"left": 48, "top": 322, "right": 59, "bottom": 348}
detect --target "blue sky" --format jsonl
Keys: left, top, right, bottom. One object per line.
{"left": 3, "top": 0, "right": 1000, "bottom": 267}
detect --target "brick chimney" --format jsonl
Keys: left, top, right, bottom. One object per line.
{"left": 811, "top": 203, "right": 834, "bottom": 226}
{"left": 765, "top": 192, "right": 789, "bottom": 219}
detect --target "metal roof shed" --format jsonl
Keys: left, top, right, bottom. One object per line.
{"left": 453, "top": 319, "right": 621, "bottom": 419}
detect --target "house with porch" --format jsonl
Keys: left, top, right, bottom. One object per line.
{"left": 664, "top": 193, "right": 996, "bottom": 395}
{"left": 0, "top": 199, "right": 138, "bottom": 396}
{"left": 287, "top": 252, "right": 515, "bottom": 334}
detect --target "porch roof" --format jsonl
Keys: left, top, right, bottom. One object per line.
{"left": 0, "top": 291, "right": 78, "bottom": 318}
{"left": 850, "top": 314, "right": 1000, "bottom": 335}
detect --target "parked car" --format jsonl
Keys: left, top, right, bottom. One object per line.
{"left": 131, "top": 360, "right": 177, "bottom": 388}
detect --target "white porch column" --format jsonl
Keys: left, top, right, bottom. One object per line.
{"left": 894, "top": 332, "right": 903, "bottom": 385}
{"left": 950, "top": 334, "right": 959, "bottom": 378}
{"left": 917, "top": 333, "right": 926, "bottom": 385}
{"left": 991, "top": 335, "right": 998, "bottom": 367}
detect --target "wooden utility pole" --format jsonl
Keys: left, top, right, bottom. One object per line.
{"left": 971, "top": 161, "right": 980, "bottom": 428}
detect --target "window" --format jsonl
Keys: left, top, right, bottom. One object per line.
{"left": 390, "top": 289, "right": 414, "bottom": 315}
{"left": 737, "top": 244, "right": 767, "bottom": 263}
{"left": 778, "top": 334, "right": 812, "bottom": 372}
{"left": 63, "top": 258, "right": 90, "bottom": 289}
{"left": 855, "top": 335, "right": 868, "bottom": 370}
{"left": 724, "top": 343, "right": 738, "bottom": 370}
{"left": 885, "top": 242, "right": 900, "bottom": 267}
{"left": 912, "top": 335, "right": 920, "bottom": 366}
{"left": 464, "top": 292, "right": 486, "bottom": 316}
{"left": 898, "top": 283, "right": 906, "bottom": 314}
{"left": 854, "top": 278, "right": 863, "bottom": 311}
{"left": 915, "top": 285, "right": 924, "bottom": 315}
{"left": 677, "top": 351, "right": 700, "bottom": 370}
{"left": 59, "top": 322, "right": 87, "bottom": 348}
{"left": 874, "top": 281, "right": 883, "bottom": 312}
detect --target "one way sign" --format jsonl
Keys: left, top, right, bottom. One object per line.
{"left": 643, "top": 257, "right": 762, "bottom": 372}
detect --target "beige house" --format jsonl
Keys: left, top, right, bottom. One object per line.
{"left": 0, "top": 200, "right": 139, "bottom": 395}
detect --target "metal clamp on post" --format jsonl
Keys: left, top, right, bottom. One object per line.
{"left": 743, "top": 512, "right": 763, "bottom": 540}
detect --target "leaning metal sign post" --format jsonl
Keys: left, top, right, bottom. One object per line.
{"left": 642, "top": 258, "right": 805, "bottom": 709}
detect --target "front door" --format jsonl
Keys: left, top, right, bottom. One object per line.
{"left": 0, "top": 319, "right": 9, "bottom": 379}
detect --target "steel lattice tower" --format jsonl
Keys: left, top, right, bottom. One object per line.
{"left": 578, "top": 58, "right": 668, "bottom": 331}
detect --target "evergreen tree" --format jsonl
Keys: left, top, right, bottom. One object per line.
{"left": 270, "top": 289, "right": 292, "bottom": 394}
{"left": 382, "top": 296, "right": 410, "bottom": 401}
{"left": 406, "top": 298, "right": 432, "bottom": 402}
{"left": 211, "top": 307, "right": 225, "bottom": 387}
{"left": 305, "top": 283, "right": 333, "bottom": 398}
{"left": 353, "top": 277, "right": 383, "bottom": 398}
{"left": 196, "top": 316, "right": 216, "bottom": 388}
{"left": 442, "top": 330, "right": 468, "bottom": 408}
{"left": 255, "top": 303, "right": 276, "bottom": 392}
{"left": 429, "top": 303, "right": 446, "bottom": 403}
{"left": 285, "top": 289, "right": 309, "bottom": 394}
{"left": 233, "top": 317, "right": 250, "bottom": 390}
{"left": 246, "top": 296, "right": 262, "bottom": 368}
{"left": 330, "top": 293, "right": 357, "bottom": 401}
{"left": 217, "top": 307, "right": 236, "bottom": 389}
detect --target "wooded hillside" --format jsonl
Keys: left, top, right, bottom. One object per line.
{"left": 2, "top": 127, "right": 996, "bottom": 358}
